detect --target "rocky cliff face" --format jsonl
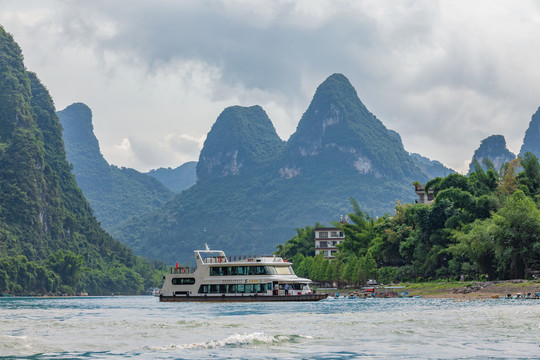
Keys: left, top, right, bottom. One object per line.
{"left": 519, "top": 107, "right": 540, "bottom": 158}
{"left": 468, "top": 135, "right": 516, "bottom": 173}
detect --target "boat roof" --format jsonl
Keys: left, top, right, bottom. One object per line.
{"left": 194, "top": 244, "right": 291, "bottom": 266}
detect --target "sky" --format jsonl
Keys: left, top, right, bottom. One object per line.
{"left": 1, "top": 0, "right": 540, "bottom": 173}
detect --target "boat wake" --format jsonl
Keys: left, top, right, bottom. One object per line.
{"left": 142, "top": 332, "right": 311, "bottom": 351}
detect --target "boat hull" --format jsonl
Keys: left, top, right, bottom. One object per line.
{"left": 159, "top": 293, "right": 328, "bottom": 302}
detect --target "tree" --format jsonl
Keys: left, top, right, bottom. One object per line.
{"left": 492, "top": 191, "right": 540, "bottom": 278}
{"left": 450, "top": 219, "right": 496, "bottom": 276}
{"left": 46, "top": 250, "right": 85, "bottom": 288}
{"left": 340, "top": 198, "right": 377, "bottom": 257}
{"left": 498, "top": 158, "right": 520, "bottom": 196}
{"left": 517, "top": 152, "right": 540, "bottom": 196}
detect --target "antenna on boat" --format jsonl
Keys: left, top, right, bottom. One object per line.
{"left": 205, "top": 243, "right": 210, "bottom": 251}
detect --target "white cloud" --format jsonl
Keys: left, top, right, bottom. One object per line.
{"left": 2, "top": 0, "right": 540, "bottom": 173}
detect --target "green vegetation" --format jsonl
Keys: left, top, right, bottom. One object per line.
{"left": 0, "top": 26, "right": 166, "bottom": 296}
{"left": 277, "top": 158, "right": 540, "bottom": 284}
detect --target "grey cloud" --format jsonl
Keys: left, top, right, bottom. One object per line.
{"left": 5, "top": 0, "right": 540, "bottom": 172}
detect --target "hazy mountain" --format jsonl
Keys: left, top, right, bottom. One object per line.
{"left": 146, "top": 161, "right": 197, "bottom": 193}
{"left": 0, "top": 26, "right": 160, "bottom": 295}
{"left": 58, "top": 103, "right": 174, "bottom": 230}
{"left": 519, "top": 107, "right": 540, "bottom": 158}
{"left": 112, "top": 74, "right": 430, "bottom": 264}
{"left": 410, "top": 153, "right": 455, "bottom": 179}
{"left": 468, "top": 135, "right": 516, "bottom": 174}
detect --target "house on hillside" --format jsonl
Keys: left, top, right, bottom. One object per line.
{"left": 314, "top": 227, "right": 345, "bottom": 259}
{"left": 414, "top": 183, "right": 434, "bottom": 204}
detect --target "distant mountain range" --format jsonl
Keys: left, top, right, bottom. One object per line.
{"left": 466, "top": 107, "right": 540, "bottom": 174}
{"left": 107, "top": 74, "right": 457, "bottom": 264}
{"left": 56, "top": 72, "right": 540, "bottom": 266}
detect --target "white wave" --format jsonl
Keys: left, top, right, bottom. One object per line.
{"left": 143, "top": 332, "right": 311, "bottom": 351}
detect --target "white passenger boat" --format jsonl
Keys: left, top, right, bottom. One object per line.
{"left": 159, "top": 245, "right": 327, "bottom": 302}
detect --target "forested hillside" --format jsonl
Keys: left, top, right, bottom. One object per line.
{"left": 58, "top": 103, "right": 174, "bottom": 230}
{"left": 0, "top": 26, "right": 165, "bottom": 296}
{"left": 278, "top": 155, "right": 540, "bottom": 283}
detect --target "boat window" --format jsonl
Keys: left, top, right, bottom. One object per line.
{"left": 209, "top": 265, "right": 273, "bottom": 276}
{"left": 275, "top": 266, "right": 292, "bottom": 275}
{"left": 198, "top": 285, "right": 209, "bottom": 293}
{"left": 210, "top": 284, "right": 219, "bottom": 293}
{"left": 237, "top": 284, "right": 245, "bottom": 293}
{"left": 172, "top": 277, "right": 195, "bottom": 285}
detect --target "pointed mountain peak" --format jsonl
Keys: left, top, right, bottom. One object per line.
{"left": 57, "top": 103, "right": 94, "bottom": 142}
{"left": 519, "top": 107, "right": 540, "bottom": 157}
{"left": 197, "top": 105, "right": 284, "bottom": 180}
{"left": 285, "top": 74, "right": 419, "bottom": 180}
{"left": 468, "top": 134, "right": 515, "bottom": 173}
{"left": 58, "top": 102, "right": 110, "bottom": 180}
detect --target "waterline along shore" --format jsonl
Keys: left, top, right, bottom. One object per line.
{"left": 317, "top": 279, "right": 540, "bottom": 300}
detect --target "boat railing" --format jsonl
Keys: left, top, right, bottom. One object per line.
{"left": 171, "top": 267, "right": 196, "bottom": 274}
{"left": 225, "top": 255, "right": 286, "bottom": 263}
{"left": 199, "top": 255, "right": 288, "bottom": 264}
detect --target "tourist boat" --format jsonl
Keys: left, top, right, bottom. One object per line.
{"left": 159, "top": 245, "right": 327, "bottom": 302}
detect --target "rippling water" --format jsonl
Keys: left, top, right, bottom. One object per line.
{"left": 0, "top": 296, "right": 538, "bottom": 359}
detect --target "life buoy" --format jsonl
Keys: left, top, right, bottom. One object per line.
{"left": 181, "top": 268, "right": 186, "bottom": 274}
{"left": 218, "top": 257, "right": 222, "bottom": 263}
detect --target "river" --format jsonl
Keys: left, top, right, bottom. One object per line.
{"left": 0, "top": 296, "right": 538, "bottom": 359}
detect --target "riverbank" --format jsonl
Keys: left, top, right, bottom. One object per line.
{"left": 321, "top": 280, "right": 540, "bottom": 300}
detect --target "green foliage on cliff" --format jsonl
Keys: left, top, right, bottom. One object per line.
{"left": 282, "top": 156, "right": 540, "bottom": 283}
{"left": 0, "top": 26, "right": 165, "bottom": 295}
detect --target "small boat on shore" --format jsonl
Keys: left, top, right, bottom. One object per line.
{"left": 159, "top": 245, "right": 327, "bottom": 302}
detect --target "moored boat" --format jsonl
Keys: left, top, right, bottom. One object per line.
{"left": 159, "top": 245, "right": 327, "bottom": 302}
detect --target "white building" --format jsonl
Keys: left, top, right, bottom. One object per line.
{"left": 314, "top": 227, "right": 345, "bottom": 259}
{"left": 414, "top": 184, "right": 434, "bottom": 204}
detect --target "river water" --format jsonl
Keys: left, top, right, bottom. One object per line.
{"left": 0, "top": 296, "right": 538, "bottom": 359}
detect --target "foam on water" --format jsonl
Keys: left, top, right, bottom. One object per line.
{"left": 142, "top": 332, "right": 310, "bottom": 351}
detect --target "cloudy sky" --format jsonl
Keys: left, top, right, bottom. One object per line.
{"left": 1, "top": 0, "right": 540, "bottom": 173}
